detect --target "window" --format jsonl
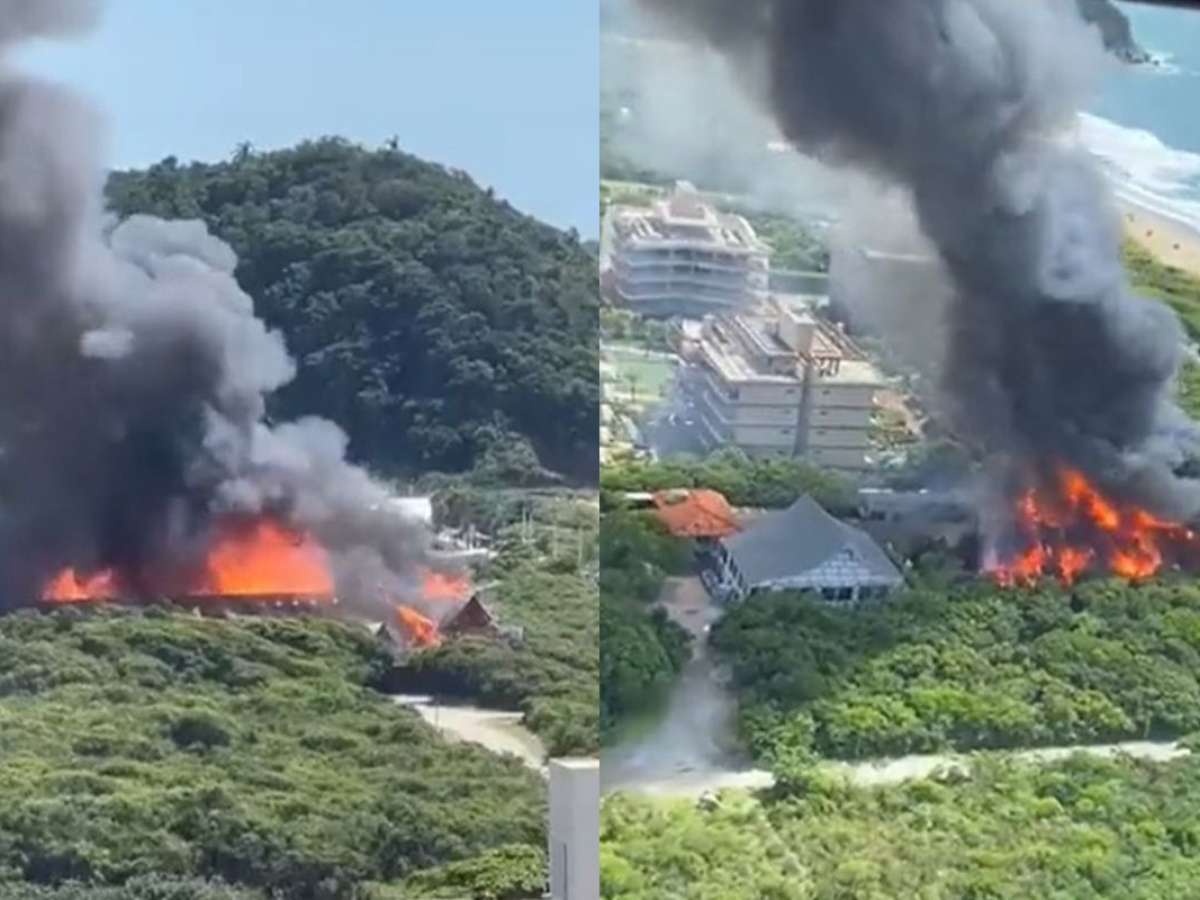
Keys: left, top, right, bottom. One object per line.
{"left": 821, "top": 588, "right": 836, "bottom": 601}
{"left": 836, "top": 587, "right": 853, "bottom": 601}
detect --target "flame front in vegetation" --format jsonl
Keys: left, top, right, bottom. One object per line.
{"left": 991, "top": 468, "right": 1198, "bottom": 586}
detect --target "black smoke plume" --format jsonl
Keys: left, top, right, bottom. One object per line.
{"left": 638, "top": 0, "right": 1200, "bottom": 523}
{"left": 0, "top": 0, "right": 431, "bottom": 608}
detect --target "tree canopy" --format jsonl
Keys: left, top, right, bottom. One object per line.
{"left": 599, "top": 511, "right": 692, "bottom": 735}
{"left": 105, "top": 139, "right": 599, "bottom": 482}
{"left": 600, "top": 450, "right": 854, "bottom": 514}
{"left": 0, "top": 608, "right": 546, "bottom": 899}
{"left": 602, "top": 750, "right": 1200, "bottom": 899}
{"left": 714, "top": 577, "right": 1200, "bottom": 763}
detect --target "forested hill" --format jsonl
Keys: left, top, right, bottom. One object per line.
{"left": 105, "top": 138, "right": 599, "bottom": 482}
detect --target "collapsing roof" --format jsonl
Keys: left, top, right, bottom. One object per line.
{"left": 651, "top": 489, "right": 741, "bottom": 539}
{"left": 724, "top": 496, "right": 901, "bottom": 587}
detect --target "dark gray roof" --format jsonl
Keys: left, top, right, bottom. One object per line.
{"left": 724, "top": 495, "right": 902, "bottom": 586}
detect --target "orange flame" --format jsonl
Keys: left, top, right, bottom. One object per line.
{"left": 41, "top": 517, "right": 334, "bottom": 603}
{"left": 202, "top": 520, "right": 333, "bottom": 597}
{"left": 992, "top": 467, "right": 1195, "bottom": 586}
{"left": 42, "top": 567, "right": 121, "bottom": 602}
{"left": 395, "top": 605, "right": 441, "bottom": 648}
{"left": 422, "top": 568, "right": 471, "bottom": 602}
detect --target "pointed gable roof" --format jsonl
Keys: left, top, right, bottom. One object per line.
{"left": 724, "top": 495, "right": 900, "bottom": 586}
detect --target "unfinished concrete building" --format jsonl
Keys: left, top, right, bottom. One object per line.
{"left": 607, "top": 181, "right": 769, "bottom": 318}
{"left": 685, "top": 298, "right": 884, "bottom": 473}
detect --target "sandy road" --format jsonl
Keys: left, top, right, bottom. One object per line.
{"left": 601, "top": 577, "right": 754, "bottom": 793}
{"left": 393, "top": 694, "right": 548, "bottom": 776}
{"left": 617, "top": 739, "right": 1190, "bottom": 798}
{"left": 602, "top": 580, "right": 1191, "bottom": 799}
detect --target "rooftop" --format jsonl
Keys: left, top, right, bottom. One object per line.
{"left": 698, "top": 307, "right": 885, "bottom": 388}
{"left": 651, "top": 489, "right": 741, "bottom": 539}
{"left": 612, "top": 181, "right": 769, "bottom": 256}
{"left": 724, "top": 495, "right": 902, "bottom": 586}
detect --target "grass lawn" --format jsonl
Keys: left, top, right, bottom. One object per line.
{"left": 602, "top": 345, "right": 677, "bottom": 408}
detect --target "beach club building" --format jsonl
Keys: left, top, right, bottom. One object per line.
{"left": 712, "top": 495, "right": 903, "bottom": 604}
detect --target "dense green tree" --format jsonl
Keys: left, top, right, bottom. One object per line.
{"left": 0, "top": 609, "right": 545, "bottom": 898}
{"left": 602, "top": 751, "right": 1200, "bottom": 899}
{"left": 600, "top": 449, "right": 853, "bottom": 514}
{"left": 598, "top": 512, "right": 691, "bottom": 734}
{"left": 105, "top": 138, "right": 599, "bottom": 481}
{"left": 713, "top": 577, "right": 1200, "bottom": 762}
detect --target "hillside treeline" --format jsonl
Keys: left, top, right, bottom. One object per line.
{"left": 106, "top": 139, "right": 599, "bottom": 482}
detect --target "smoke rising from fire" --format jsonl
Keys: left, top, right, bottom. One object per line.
{"left": 637, "top": 0, "right": 1200, "bottom": 532}
{"left": 0, "top": 1, "right": 433, "bottom": 609}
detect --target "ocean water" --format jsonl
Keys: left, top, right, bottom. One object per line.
{"left": 1084, "top": 3, "right": 1200, "bottom": 233}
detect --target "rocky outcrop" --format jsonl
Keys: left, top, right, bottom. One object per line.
{"left": 1077, "top": 0, "right": 1151, "bottom": 64}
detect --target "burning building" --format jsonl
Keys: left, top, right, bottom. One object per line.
{"left": 0, "top": 1, "right": 451, "bottom": 624}
{"left": 639, "top": 0, "right": 1200, "bottom": 586}
{"left": 379, "top": 585, "right": 511, "bottom": 655}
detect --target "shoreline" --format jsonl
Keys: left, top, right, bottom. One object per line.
{"left": 1116, "top": 193, "right": 1200, "bottom": 279}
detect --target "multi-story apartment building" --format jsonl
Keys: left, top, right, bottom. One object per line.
{"left": 685, "top": 299, "right": 883, "bottom": 473}
{"left": 605, "top": 181, "right": 769, "bottom": 318}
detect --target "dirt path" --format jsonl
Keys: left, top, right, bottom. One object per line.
{"left": 601, "top": 577, "right": 752, "bottom": 793}
{"left": 615, "top": 738, "right": 1189, "bottom": 798}
{"left": 603, "top": 580, "right": 1191, "bottom": 798}
{"left": 393, "top": 695, "right": 547, "bottom": 775}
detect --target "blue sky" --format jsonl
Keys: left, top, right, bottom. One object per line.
{"left": 15, "top": 1, "right": 599, "bottom": 236}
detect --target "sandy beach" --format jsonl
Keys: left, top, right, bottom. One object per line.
{"left": 1119, "top": 198, "right": 1200, "bottom": 279}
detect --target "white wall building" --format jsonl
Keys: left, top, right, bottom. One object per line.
{"left": 686, "top": 299, "right": 884, "bottom": 473}
{"left": 606, "top": 181, "right": 770, "bottom": 318}
{"left": 548, "top": 758, "right": 599, "bottom": 900}
{"left": 714, "top": 496, "right": 903, "bottom": 603}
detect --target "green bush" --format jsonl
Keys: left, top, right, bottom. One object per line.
{"left": 601, "top": 753, "right": 1200, "bottom": 899}
{"left": 714, "top": 578, "right": 1200, "bottom": 762}
{"left": 600, "top": 449, "right": 853, "bottom": 514}
{"left": 0, "top": 609, "right": 545, "bottom": 898}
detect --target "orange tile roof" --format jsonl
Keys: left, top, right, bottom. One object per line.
{"left": 651, "top": 489, "right": 741, "bottom": 538}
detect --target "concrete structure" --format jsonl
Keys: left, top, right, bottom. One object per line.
{"left": 685, "top": 298, "right": 884, "bottom": 473}
{"left": 548, "top": 758, "right": 599, "bottom": 900}
{"left": 714, "top": 496, "right": 903, "bottom": 603}
{"left": 386, "top": 496, "right": 433, "bottom": 526}
{"left": 607, "top": 181, "right": 769, "bottom": 317}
